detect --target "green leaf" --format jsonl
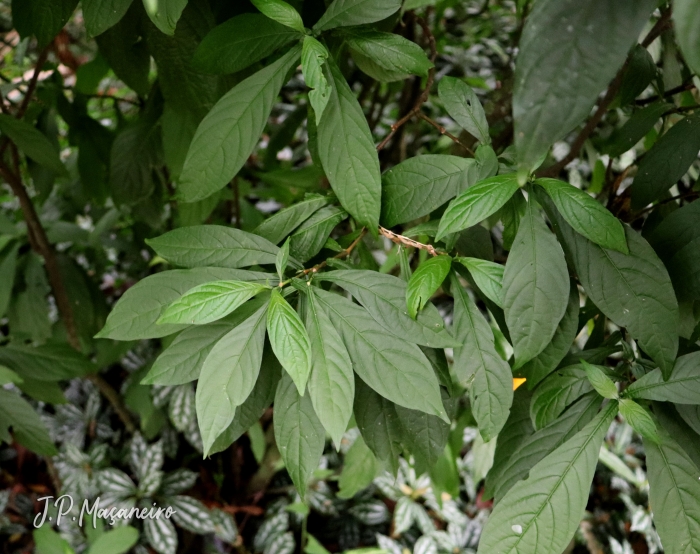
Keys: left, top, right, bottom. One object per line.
{"left": 11, "top": 0, "right": 77, "bottom": 47}
{"left": 289, "top": 205, "right": 347, "bottom": 262}
{"left": 267, "top": 289, "right": 312, "bottom": 394}
{"left": 625, "top": 351, "right": 700, "bottom": 403}
{"left": 491, "top": 392, "right": 602, "bottom": 503}
{"left": 674, "top": 0, "right": 700, "bottom": 76}
{"left": 178, "top": 45, "right": 301, "bottom": 202}
{"left": 613, "top": 45, "right": 656, "bottom": 108}
{"left": 253, "top": 196, "right": 329, "bottom": 245}
{"left": 82, "top": 0, "right": 133, "bottom": 36}
{"left": 503, "top": 201, "right": 569, "bottom": 368}
{"left": 33, "top": 526, "right": 72, "bottom": 554}
{"left": 96, "top": 268, "right": 271, "bottom": 340}
{"left": 619, "top": 398, "right": 659, "bottom": 443}
{"left": 301, "top": 37, "right": 331, "bottom": 124}
{"left": 146, "top": 225, "right": 281, "bottom": 269}
{"left": 542, "top": 194, "right": 679, "bottom": 377}
{"left": 305, "top": 289, "right": 354, "bottom": 446}
{"left": 581, "top": 360, "right": 618, "bottom": 399}
{"left": 276, "top": 239, "right": 290, "bottom": 282}
{"left": 644, "top": 426, "right": 700, "bottom": 553}
{"left": 535, "top": 178, "right": 627, "bottom": 253}
{"left": 252, "top": 0, "right": 305, "bottom": 32}
{"left": 530, "top": 365, "right": 594, "bottom": 430}
{"left": 456, "top": 257, "right": 504, "bottom": 307}
{"left": 0, "top": 244, "right": 18, "bottom": 319}
{"left": 318, "top": 270, "right": 458, "bottom": 348}
{"left": 0, "top": 365, "right": 22, "bottom": 386}
{"left": 601, "top": 101, "right": 672, "bottom": 158}
{"left": 0, "top": 115, "right": 67, "bottom": 176}
{"left": 142, "top": 0, "right": 188, "bottom": 35}
{"left": 158, "top": 280, "right": 270, "bottom": 325}
{"left": 396, "top": 397, "right": 450, "bottom": 474}
{"left": 477, "top": 402, "right": 617, "bottom": 554}
{"left": 654, "top": 402, "right": 700, "bottom": 470}
{"left": 317, "top": 60, "right": 381, "bottom": 231}
{"left": 314, "top": 288, "right": 447, "bottom": 421}
{"left": 406, "top": 256, "right": 451, "bottom": 319}
{"left": 313, "top": 0, "right": 401, "bottom": 31}
{"left": 677, "top": 404, "right": 700, "bottom": 436}
{"left": 86, "top": 527, "right": 139, "bottom": 554}
{"left": 512, "top": 0, "right": 657, "bottom": 171}
{"left": 381, "top": 155, "right": 479, "bottom": 227}
{"left": 18, "top": 378, "right": 67, "bottom": 404}
{"left": 0, "top": 389, "right": 57, "bottom": 455}
{"left": 451, "top": 273, "right": 513, "bottom": 441}
{"left": 274, "top": 372, "right": 325, "bottom": 497}
{"left": 345, "top": 30, "right": 433, "bottom": 82}
{"left": 436, "top": 174, "right": 519, "bottom": 241}
{"left": 196, "top": 303, "right": 268, "bottom": 455}
{"left": 438, "top": 77, "right": 490, "bottom": 144}
{"left": 631, "top": 111, "right": 700, "bottom": 208}
{"left": 0, "top": 343, "right": 95, "bottom": 381}
{"left": 337, "top": 435, "right": 379, "bottom": 499}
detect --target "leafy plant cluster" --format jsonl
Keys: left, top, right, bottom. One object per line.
{"left": 0, "top": 0, "right": 700, "bottom": 553}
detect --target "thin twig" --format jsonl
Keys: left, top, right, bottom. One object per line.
{"left": 296, "top": 228, "right": 368, "bottom": 277}
{"left": 379, "top": 226, "right": 440, "bottom": 256}
{"left": 636, "top": 81, "right": 696, "bottom": 105}
{"left": 417, "top": 112, "right": 475, "bottom": 155}
{"left": 630, "top": 190, "right": 698, "bottom": 219}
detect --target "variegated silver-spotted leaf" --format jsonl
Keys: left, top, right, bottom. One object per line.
{"left": 376, "top": 534, "right": 403, "bottom": 554}
{"left": 349, "top": 500, "right": 389, "bottom": 526}
{"left": 161, "top": 426, "right": 179, "bottom": 459}
{"left": 101, "top": 497, "right": 137, "bottom": 526}
{"left": 168, "top": 384, "right": 195, "bottom": 432}
{"left": 64, "top": 443, "right": 88, "bottom": 465}
{"left": 129, "top": 433, "right": 148, "bottom": 474}
{"left": 144, "top": 516, "right": 178, "bottom": 554}
{"left": 393, "top": 497, "right": 416, "bottom": 535}
{"left": 160, "top": 469, "right": 198, "bottom": 496}
{"left": 89, "top": 443, "right": 109, "bottom": 466}
{"left": 211, "top": 508, "right": 239, "bottom": 544}
{"left": 264, "top": 531, "right": 295, "bottom": 554}
{"left": 253, "top": 512, "right": 289, "bottom": 552}
{"left": 152, "top": 385, "right": 175, "bottom": 409}
{"left": 98, "top": 468, "right": 137, "bottom": 497}
{"left": 85, "top": 389, "right": 101, "bottom": 420}
{"left": 412, "top": 502, "right": 436, "bottom": 535}
{"left": 167, "top": 495, "right": 214, "bottom": 534}
{"left": 429, "top": 531, "right": 457, "bottom": 551}
{"left": 414, "top": 536, "right": 438, "bottom": 554}
{"left": 374, "top": 472, "right": 403, "bottom": 501}
{"left": 0, "top": 490, "right": 9, "bottom": 513}
{"left": 307, "top": 482, "right": 338, "bottom": 516}
{"left": 134, "top": 546, "right": 150, "bottom": 554}
{"left": 136, "top": 440, "right": 164, "bottom": 483}
{"left": 139, "top": 470, "right": 163, "bottom": 497}
{"left": 183, "top": 418, "right": 203, "bottom": 453}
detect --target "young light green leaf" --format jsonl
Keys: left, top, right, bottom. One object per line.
{"left": 301, "top": 37, "right": 330, "bottom": 124}
{"left": 624, "top": 351, "right": 700, "bottom": 403}
{"left": 313, "top": 0, "right": 401, "bottom": 31}
{"left": 644, "top": 426, "right": 700, "bottom": 554}
{"left": 317, "top": 60, "right": 381, "bottom": 231}
{"left": 438, "top": 77, "right": 490, "bottom": 144}
{"left": 253, "top": 195, "right": 329, "bottom": 244}
{"left": 33, "top": 526, "right": 73, "bottom": 554}
{"left": 381, "top": 155, "right": 479, "bottom": 227}
{"left": 196, "top": 304, "right": 268, "bottom": 455}
{"left": 314, "top": 288, "right": 447, "bottom": 421}
{"left": 513, "top": 0, "right": 657, "bottom": 172}
{"left": 86, "top": 526, "right": 139, "bottom": 554}
{"left": 146, "top": 226, "right": 281, "bottom": 269}
{"left": 267, "top": 289, "right": 312, "bottom": 394}
{"left": 252, "top": 0, "right": 305, "bottom": 33}
{"left": 337, "top": 435, "right": 379, "bottom": 499}
{"left": 535, "top": 178, "right": 627, "bottom": 253}
{"left": 318, "top": 270, "right": 458, "bottom": 348}
{"left": 406, "top": 256, "right": 451, "bottom": 319}
{"left": 0, "top": 388, "right": 57, "bottom": 455}
{"left": 619, "top": 398, "right": 659, "bottom": 443}
{"left": 276, "top": 239, "right": 290, "bottom": 282}
{"left": 477, "top": 402, "right": 617, "bottom": 554}
{"left": 503, "top": 201, "right": 569, "bottom": 368}
{"left": 142, "top": 0, "right": 187, "bottom": 35}
{"left": 530, "top": 365, "right": 594, "bottom": 430}
{"left": 436, "top": 174, "right": 519, "bottom": 241}
{"left": 0, "top": 115, "right": 67, "bottom": 176}
{"left": 158, "top": 281, "right": 270, "bottom": 325}
{"left": 82, "top": 0, "right": 133, "bottom": 37}
{"left": 305, "top": 289, "right": 354, "bottom": 446}
{"left": 451, "top": 273, "right": 513, "bottom": 441}
{"left": 192, "top": 13, "right": 302, "bottom": 75}
{"left": 581, "top": 360, "right": 618, "bottom": 399}
{"left": 274, "top": 372, "right": 325, "bottom": 497}
{"left": 456, "top": 257, "right": 504, "bottom": 307}
{"left": 345, "top": 30, "right": 433, "bottom": 82}
{"left": 178, "top": 45, "right": 301, "bottom": 202}
{"left": 289, "top": 205, "right": 347, "bottom": 262}
{"left": 674, "top": 0, "right": 700, "bottom": 76}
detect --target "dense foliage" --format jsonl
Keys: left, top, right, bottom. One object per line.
{"left": 1, "top": 0, "right": 700, "bottom": 553}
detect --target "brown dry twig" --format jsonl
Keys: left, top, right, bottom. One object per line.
{"left": 379, "top": 226, "right": 439, "bottom": 256}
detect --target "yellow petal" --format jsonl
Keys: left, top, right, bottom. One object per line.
{"left": 513, "top": 377, "right": 527, "bottom": 391}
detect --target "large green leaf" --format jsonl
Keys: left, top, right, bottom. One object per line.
{"left": 97, "top": 268, "right": 271, "bottom": 340}
{"left": 267, "top": 289, "right": 312, "bottom": 394}
{"left": 654, "top": 402, "right": 700, "bottom": 470}
{"left": 11, "top": 0, "right": 77, "bottom": 47}
{"left": 382, "top": 156, "right": 479, "bottom": 227}
{"left": 317, "top": 60, "right": 381, "bottom": 231}
{"left": 142, "top": 0, "right": 188, "bottom": 35}
{"left": 0, "top": 389, "right": 57, "bottom": 455}
{"left": 395, "top": 398, "right": 450, "bottom": 474}
{"left": 677, "top": 404, "right": 700, "bottom": 436}
{"left": 313, "top": 0, "right": 401, "bottom": 31}
{"left": 512, "top": 0, "right": 657, "bottom": 171}
{"left": 318, "top": 270, "right": 458, "bottom": 348}
{"left": 253, "top": 195, "right": 328, "bottom": 245}
{"left": 503, "top": 201, "right": 569, "bottom": 368}
{"left": 536, "top": 178, "right": 627, "bottom": 253}
{"left": 251, "top": 0, "right": 305, "bottom": 33}
{"left": 196, "top": 303, "right": 268, "bottom": 455}
{"left": 477, "top": 402, "right": 617, "bottom": 554}
{"left": 82, "top": 0, "right": 134, "bottom": 36}
{"left": 451, "top": 273, "right": 513, "bottom": 441}
{"left": 542, "top": 193, "right": 679, "bottom": 377}
{"left": 178, "top": 46, "right": 301, "bottom": 202}
{"left": 274, "top": 372, "right": 325, "bottom": 497}
{"left": 436, "top": 174, "right": 519, "bottom": 241}
{"left": 625, "top": 351, "right": 700, "bottom": 404}
{"left": 305, "top": 289, "right": 354, "bottom": 446}
{"left": 438, "top": 77, "right": 490, "bottom": 144}
{"left": 0, "top": 115, "right": 67, "bottom": 176}
{"left": 674, "top": 0, "right": 700, "bottom": 76}
{"left": 314, "top": 288, "right": 447, "bottom": 421}
{"left": 301, "top": 36, "right": 331, "bottom": 124}
{"left": 644, "top": 427, "right": 700, "bottom": 554}
{"left": 631, "top": 112, "right": 700, "bottom": 208}
{"left": 289, "top": 205, "right": 346, "bottom": 262}
{"left": 530, "top": 365, "right": 594, "bottom": 430}
{"left": 0, "top": 344, "right": 95, "bottom": 381}
{"left": 146, "top": 226, "right": 281, "bottom": 269}
{"left": 406, "top": 256, "right": 451, "bottom": 319}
